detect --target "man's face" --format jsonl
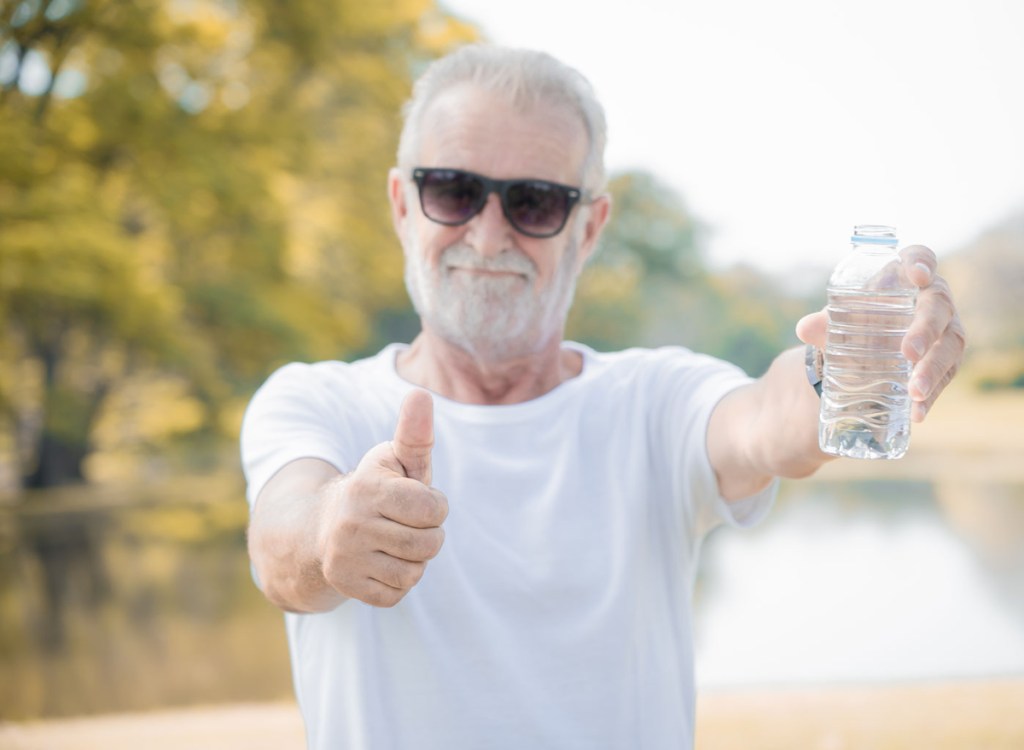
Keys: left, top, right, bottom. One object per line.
{"left": 390, "top": 84, "right": 606, "bottom": 359}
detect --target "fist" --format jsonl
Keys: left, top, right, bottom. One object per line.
{"left": 317, "top": 390, "right": 448, "bottom": 607}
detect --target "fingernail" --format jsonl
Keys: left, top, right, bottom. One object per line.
{"left": 914, "top": 402, "right": 928, "bottom": 422}
{"left": 914, "top": 262, "right": 932, "bottom": 281}
{"left": 910, "top": 337, "right": 926, "bottom": 358}
{"left": 911, "top": 376, "right": 930, "bottom": 398}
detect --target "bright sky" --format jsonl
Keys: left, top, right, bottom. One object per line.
{"left": 441, "top": 0, "right": 1024, "bottom": 275}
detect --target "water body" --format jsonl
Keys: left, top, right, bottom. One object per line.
{"left": 694, "top": 479, "right": 1024, "bottom": 686}
{"left": 2, "top": 476, "right": 1022, "bottom": 718}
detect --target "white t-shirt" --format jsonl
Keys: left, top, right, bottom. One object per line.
{"left": 241, "top": 342, "right": 776, "bottom": 750}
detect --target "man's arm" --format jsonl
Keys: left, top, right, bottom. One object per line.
{"left": 707, "top": 245, "right": 966, "bottom": 502}
{"left": 247, "top": 390, "right": 447, "bottom": 612}
{"left": 248, "top": 458, "right": 349, "bottom": 612}
{"left": 707, "top": 346, "right": 825, "bottom": 501}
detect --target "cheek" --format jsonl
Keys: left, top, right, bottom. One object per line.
{"left": 407, "top": 222, "right": 453, "bottom": 269}
{"left": 530, "top": 240, "right": 571, "bottom": 280}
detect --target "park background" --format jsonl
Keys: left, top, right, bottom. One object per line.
{"left": 1, "top": 0, "right": 1022, "bottom": 748}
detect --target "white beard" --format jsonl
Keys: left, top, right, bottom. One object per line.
{"left": 403, "top": 231, "right": 581, "bottom": 361}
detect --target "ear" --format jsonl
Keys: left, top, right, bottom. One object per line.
{"left": 574, "top": 193, "right": 612, "bottom": 270}
{"left": 388, "top": 167, "right": 410, "bottom": 241}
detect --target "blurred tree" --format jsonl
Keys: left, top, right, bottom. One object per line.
{"left": 0, "top": 0, "right": 477, "bottom": 488}
{"left": 570, "top": 169, "right": 807, "bottom": 376}
{"left": 568, "top": 170, "right": 704, "bottom": 350}
{"left": 940, "top": 209, "right": 1024, "bottom": 389}
{"left": 688, "top": 264, "right": 811, "bottom": 375}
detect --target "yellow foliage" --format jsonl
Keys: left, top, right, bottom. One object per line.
{"left": 62, "top": 110, "right": 100, "bottom": 151}
{"left": 576, "top": 263, "right": 641, "bottom": 303}
{"left": 217, "top": 396, "right": 250, "bottom": 439}
{"left": 125, "top": 506, "right": 210, "bottom": 544}
{"left": 0, "top": 0, "right": 487, "bottom": 486}
{"left": 92, "top": 376, "right": 207, "bottom": 450}
{"left": 82, "top": 451, "right": 143, "bottom": 485}
{"left": 416, "top": 10, "right": 480, "bottom": 53}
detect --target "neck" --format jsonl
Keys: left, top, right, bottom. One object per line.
{"left": 395, "top": 327, "right": 583, "bottom": 405}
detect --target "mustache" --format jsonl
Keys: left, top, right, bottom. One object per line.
{"left": 440, "top": 244, "right": 536, "bottom": 276}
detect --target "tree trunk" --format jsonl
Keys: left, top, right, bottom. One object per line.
{"left": 23, "top": 431, "right": 87, "bottom": 488}
{"left": 21, "top": 333, "right": 108, "bottom": 489}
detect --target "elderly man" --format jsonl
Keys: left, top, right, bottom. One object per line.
{"left": 241, "top": 45, "right": 964, "bottom": 749}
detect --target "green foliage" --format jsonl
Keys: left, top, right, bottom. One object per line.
{"left": 567, "top": 171, "right": 698, "bottom": 351}
{"left": 0, "top": 0, "right": 477, "bottom": 487}
{"left": 570, "top": 170, "right": 808, "bottom": 376}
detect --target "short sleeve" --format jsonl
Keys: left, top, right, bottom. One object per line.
{"left": 650, "top": 348, "right": 778, "bottom": 544}
{"left": 240, "top": 363, "right": 357, "bottom": 510}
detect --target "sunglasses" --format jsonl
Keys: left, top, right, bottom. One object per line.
{"left": 412, "top": 167, "right": 584, "bottom": 239}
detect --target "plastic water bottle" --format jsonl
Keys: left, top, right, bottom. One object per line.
{"left": 819, "top": 225, "right": 916, "bottom": 459}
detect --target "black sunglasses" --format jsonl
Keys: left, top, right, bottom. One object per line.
{"left": 412, "top": 167, "right": 584, "bottom": 239}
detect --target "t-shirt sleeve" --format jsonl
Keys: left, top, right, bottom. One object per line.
{"left": 240, "top": 362, "right": 361, "bottom": 510}
{"left": 652, "top": 348, "right": 778, "bottom": 544}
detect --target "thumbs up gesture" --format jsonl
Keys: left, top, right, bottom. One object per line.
{"left": 390, "top": 388, "right": 435, "bottom": 485}
{"left": 317, "top": 389, "right": 448, "bottom": 608}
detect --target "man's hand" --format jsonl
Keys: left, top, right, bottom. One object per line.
{"left": 796, "top": 244, "right": 967, "bottom": 422}
{"left": 315, "top": 389, "right": 448, "bottom": 608}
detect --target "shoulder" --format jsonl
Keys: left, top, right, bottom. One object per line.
{"left": 241, "top": 346, "right": 408, "bottom": 464}
{"left": 243, "top": 346, "right": 409, "bottom": 437}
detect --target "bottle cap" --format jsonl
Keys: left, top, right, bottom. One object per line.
{"left": 851, "top": 224, "right": 898, "bottom": 246}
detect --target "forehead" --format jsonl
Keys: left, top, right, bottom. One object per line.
{"left": 417, "top": 84, "right": 589, "bottom": 186}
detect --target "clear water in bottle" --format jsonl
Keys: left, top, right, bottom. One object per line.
{"left": 819, "top": 225, "right": 916, "bottom": 459}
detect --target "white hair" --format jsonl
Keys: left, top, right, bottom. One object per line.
{"left": 396, "top": 44, "right": 608, "bottom": 194}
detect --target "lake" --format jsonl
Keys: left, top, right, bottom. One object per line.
{"left": 696, "top": 477, "right": 1024, "bottom": 686}
{"left": 1, "top": 473, "right": 1022, "bottom": 720}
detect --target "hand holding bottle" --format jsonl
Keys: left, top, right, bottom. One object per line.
{"left": 796, "top": 234, "right": 966, "bottom": 458}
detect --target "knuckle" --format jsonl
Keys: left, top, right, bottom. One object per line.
{"left": 394, "top": 532, "right": 419, "bottom": 561}
{"left": 933, "top": 285, "right": 955, "bottom": 310}
{"left": 401, "top": 528, "right": 440, "bottom": 561}
{"left": 435, "top": 491, "right": 450, "bottom": 523}
{"left": 334, "top": 514, "right": 363, "bottom": 545}
{"left": 364, "top": 589, "right": 393, "bottom": 608}
{"left": 399, "top": 483, "right": 440, "bottom": 527}
{"left": 413, "top": 532, "right": 435, "bottom": 560}
{"left": 384, "top": 559, "right": 405, "bottom": 587}
{"left": 362, "top": 579, "right": 407, "bottom": 608}
{"left": 401, "top": 562, "right": 426, "bottom": 589}
{"left": 343, "top": 473, "right": 376, "bottom": 504}
{"left": 388, "top": 483, "right": 429, "bottom": 525}
{"left": 950, "top": 318, "right": 968, "bottom": 349}
{"left": 425, "top": 527, "right": 445, "bottom": 559}
{"left": 381, "top": 556, "right": 421, "bottom": 590}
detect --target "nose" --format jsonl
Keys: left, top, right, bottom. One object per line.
{"left": 464, "top": 193, "right": 515, "bottom": 257}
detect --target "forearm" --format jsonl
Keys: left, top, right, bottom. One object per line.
{"left": 247, "top": 459, "right": 348, "bottom": 613}
{"left": 709, "top": 346, "right": 834, "bottom": 500}
{"left": 748, "top": 346, "right": 834, "bottom": 478}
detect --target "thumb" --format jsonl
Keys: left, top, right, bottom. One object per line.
{"left": 795, "top": 308, "right": 827, "bottom": 348}
{"left": 392, "top": 389, "right": 434, "bottom": 484}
